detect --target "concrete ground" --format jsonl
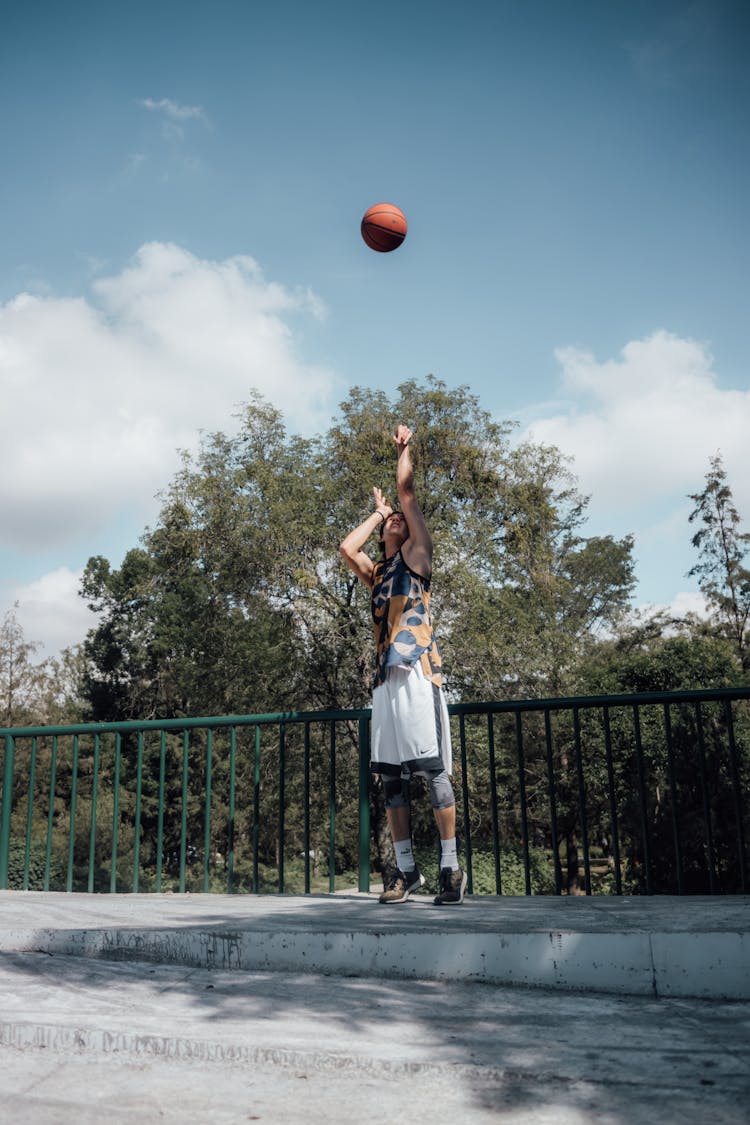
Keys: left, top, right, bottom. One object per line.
{"left": 1, "top": 892, "right": 749, "bottom": 1123}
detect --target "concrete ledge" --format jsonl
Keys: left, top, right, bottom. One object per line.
{"left": 0, "top": 926, "right": 660, "bottom": 995}
{"left": 1, "top": 892, "right": 748, "bottom": 999}
{"left": 650, "top": 931, "right": 750, "bottom": 998}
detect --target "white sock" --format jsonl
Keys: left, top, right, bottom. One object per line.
{"left": 440, "top": 837, "right": 459, "bottom": 871}
{"left": 394, "top": 838, "right": 415, "bottom": 872}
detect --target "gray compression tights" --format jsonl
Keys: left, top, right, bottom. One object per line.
{"left": 383, "top": 769, "right": 455, "bottom": 812}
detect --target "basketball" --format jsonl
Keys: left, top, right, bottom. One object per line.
{"left": 361, "top": 203, "right": 408, "bottom": 252}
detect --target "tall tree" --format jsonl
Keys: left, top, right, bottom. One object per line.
{"left": 0, "top": 607, "right": 81, "bottom": 727}
{"left": 77, "top": 378, "right": 637, "bottom": 884}
{"left": 0, "top": 607, "right": 41, "bottom": 727}
{"left": 688, "top": 454, "right": 750, "bottom": 673}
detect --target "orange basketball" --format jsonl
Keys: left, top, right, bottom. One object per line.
{"left": 361, "top": 203, "right": 408, "bottom": 252}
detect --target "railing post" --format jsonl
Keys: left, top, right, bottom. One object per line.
{"left": 252, "top": 726, "right": 261, "bottom": 894}
{"left": 663, "top": 703, "right": 683, "bottom": 895}
{"left": 278, "top": 723, "right": 286, "bottom": 893}
{"left": 88, "top": 734, "right": 101, "bottom": 893}
{"left": 179, "top": 731, "right": 189, "bottom": 893}
{"left": 573, "top": 708, "right": 592, "bottom": 896}
{"left": 227, "top": 726, "right": 237, "bottom": 894}
{"left": 133, "top": 732, "right": 144, "bottom": 893}
{"left": 203, "top": 729, "right": 213, "bottom": 893}
{"left": 111, "top": 733, "right": 121, "bottom": 893}
{"left": 45, "top": 736, "right": 58, "bottom": 891}
{"left": 156, "top": 730, "right": 166, "bottom": 893}
{"left": 544, "top": 711, "right": 563, "bottom": 895}
{"left": 303, "top": 723, "right": 311, "bottom": 894}
{"left": 632, "top": 705, "right": 652, "bottom": 895}
{"left": 602, "top": 707, "right": 623, "bottom": 895}
{"left": 329, "top": 721, "right": 336, "bottom": 893}
{"left": 458, "top": 714, "right": 473, "bottom": 894}
{"left": 724, "top": 700, "right": 747, "bottom": 893}
{"left": 694, "top": 703, "right": 717, "bottom": 894}
{"left": 0, "top": 734, "right": 15, "bottom": 889}
{"left": 487, "top": 715, "right": 501, "bottom": 894}
{"left": 23, "top": 736, "right": 38, "bottom": 890}
{"left": 358, "top": 717, "right": 370, "bottom": 892}
{"left": 66, "top": 735, "right": 80, "bottom": 892}
{"left": 515, "top": 712, "right": 531, "bottom": 895}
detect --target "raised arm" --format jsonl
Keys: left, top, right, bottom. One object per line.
{"left": 394, "top": 424, "right": 433, "bottom": 579}
{"left": 339, "top": 486, "right": 393, "bottom": 588}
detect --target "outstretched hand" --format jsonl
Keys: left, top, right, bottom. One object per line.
{"left": 393, "top": 423, "right": 413, "bottom": 451}
{"left": 372, "top": 486, "right": 393, "bottom": 520}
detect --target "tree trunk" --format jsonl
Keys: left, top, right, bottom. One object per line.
{"left": 565, "top": 830, "right": 581, "bottom": 895}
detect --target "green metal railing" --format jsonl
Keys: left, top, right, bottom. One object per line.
{"left": 0, "top": 709, "right": 372, "bottom": 896}
{"left": 1, "top": 687, "right": 748, "bottom": 896}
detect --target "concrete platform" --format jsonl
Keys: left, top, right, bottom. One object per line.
{"left": 1, "top": 891, "right": 748, "bottom": 999}
{"left": 1, "top": 893, "right": 749, "bottom": 1123}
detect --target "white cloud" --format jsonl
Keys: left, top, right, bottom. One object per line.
{"left": 0, "top": 242, "right": 339, "bottom": 553}
{"left": 140, "top": 97, "right": 207, "bottom": 122}
{"left": 139, "top": 97, "right": 210, "bottom": 142}
{"left": 519, "top": 330, "right": 750, "bottom": 608}
{"left": 139, "top": 97, "right": 209, "bottom": 124}
{"left": 523, "top": 331, "right": 750, "bottom": 523}
{"left": 11, "top": 567, "right": 99, "bottom": 659}
{"left": 638, "top": 589, "right": 712, "bottom": 622}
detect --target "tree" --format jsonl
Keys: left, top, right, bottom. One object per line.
{"left": 689, "top": 453, "right": 750, "bottom": 673}
{"left": 0, "top": 607, "right": 40, "bottom": 727}
{"left": 0, "top": 607, "right": 80, "bottom": 727}
{"left": 576, "top": 619, "right": 746, "bottom": 893}
{"left": 477, "top": 440, "right": 635, "bottom": 699}
{"left": 77, "top": 377, "right": 637, "bottom": 885}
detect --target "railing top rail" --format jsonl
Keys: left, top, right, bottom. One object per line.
{"left": 0, "top": 707, "right": 372, "bottom": 740}
{"left": 447, "top": 685, "right": 750, "bottom": 717}
{"left": 2, "top": 685, "right": 749, "bottom": 740}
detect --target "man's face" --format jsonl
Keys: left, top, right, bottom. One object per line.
{"left": 383, "top": 511, "right": 409, "bottom": 546}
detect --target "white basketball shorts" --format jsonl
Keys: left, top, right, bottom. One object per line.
{"left": 371, "top": 661, "right": 452, "bottom": 777}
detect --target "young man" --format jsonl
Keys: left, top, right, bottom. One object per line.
{"left": 339, "top": 423, "right": 467, "bottom": 905}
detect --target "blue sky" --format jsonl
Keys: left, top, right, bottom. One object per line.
{"left": 1, "top": 0, "right": 749, "bottom": 659}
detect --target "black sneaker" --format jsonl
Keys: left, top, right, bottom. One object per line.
{"left": 433, "top": 866, "right": 467, "bottom": 905}
{"left": 378, "top": 867, "right": 425, "bottom": 904}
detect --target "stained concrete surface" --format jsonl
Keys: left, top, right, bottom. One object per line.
{"left": 1, "top": 892, "right": 749, "bottom": 1123}
{"left": 1, "top": 952, "right": 749, "bottom": 1123}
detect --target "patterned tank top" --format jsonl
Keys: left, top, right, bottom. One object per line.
{"left": 370, "top": 550, "right": 443, "bottom": 689}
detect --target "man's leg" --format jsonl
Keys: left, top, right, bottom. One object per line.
{"left": 377, "top": 775, "right": 424, "bottom": 903}
{"left": 423, "top": 770, "right": 467, "bottom": 905}
{"left": 386, "top": 804, "right": 412, "bottom": 850}
{"left": 433, "top": 803, "right": 455, "bottom": 844}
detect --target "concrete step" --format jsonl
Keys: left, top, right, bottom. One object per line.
{"left": 1, "top": 890, "right": 748, "bottom": 999}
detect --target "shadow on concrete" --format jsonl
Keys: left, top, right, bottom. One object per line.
{"left": 2, "top": 894, "right": 749, "bottom": 1124}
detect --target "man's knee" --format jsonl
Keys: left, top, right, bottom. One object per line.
{"left": 382, "top": 775, "right": 410, "bottom": 809}
{"left": 415, "top": 768, "right": 455, "bottom": 810}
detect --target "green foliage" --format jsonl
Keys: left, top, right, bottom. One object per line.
{"left": 5, "top": 839, "right": 65, "bottom": 891}
{"left": 409, "top": 845, "right": 555, "bottom": 896}
{"left": 10, "top": 380, "right": 747, "bottom": 898}
{"left": 570, "top": 623, "right": 749, "bottom": 894}
{"left": 68, "top": 378, "right": 637, "bottom": 883}
{"left": 78, "top": 378, "right": 637, "bottom": 723}
{"left": 467, "top": 845, "right": 556, "bottom": 896}
{"left": 577, "top": 622, "right": 743, "bottom": 696}
{"left": 688, "top": 453, "right": 750, "bottom": 671}
{"left": 1, "top": 608, "right": 84, "bottom": 728}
